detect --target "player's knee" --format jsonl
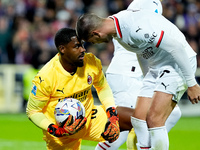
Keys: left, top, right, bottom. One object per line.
{"left": 146, "top": 112, "right": 165, "bottom": 128}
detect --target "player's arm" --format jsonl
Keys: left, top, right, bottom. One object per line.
{"left": 94, "top": 71, "right": 116, "bottom": 109}
{"left": 27, "top": 82, "right": 86, "bottom": 137}
{"left": 157, "top": 31, "right": 196, "bottom": 87}
{"left": 27, "top": 96, "right": 86, "bottom": 137}
{"left": 138, "top": 20, "right": 197, "bottom": 88}
{"left": 26, "top": 96, "right": 52, "bottom": 130}
{"left": 156, "top": 30, "right": 200, "bottom": 103}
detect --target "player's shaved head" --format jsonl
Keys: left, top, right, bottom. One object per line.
{"left": 76, "top": 13, "right": 103, "bottom": 41}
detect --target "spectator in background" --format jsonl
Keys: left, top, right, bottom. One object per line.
{"left": 0, "top": 16, "right": 14, "bottom": 63}
{"left": 0, "top": 0, "right": 199, "bottom": 68}
{"left": 22, "top": 49, "right": 42, "bottom": 110}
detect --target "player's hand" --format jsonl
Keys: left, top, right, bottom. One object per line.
{"left": 63, "top": 115, "right": 87, "bottom": 135}
{"left": 48, "top": 115, "right": 87, "bottom": 137}
{"left": 101, "top": 107, "right": 120, "bottom": 143}
{"left": 187, "top": 84, "right": 200, "bottom": 104}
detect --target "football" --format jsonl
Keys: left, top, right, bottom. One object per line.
{"left": 54, "top": 98, "right": 85, "bottom": 126}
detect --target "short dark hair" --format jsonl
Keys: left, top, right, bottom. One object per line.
{"left": 76, "top": 13, "right": 102, "bottom": 41}
{"left": 54, "top": 28, "right": 77, "bottom": 49}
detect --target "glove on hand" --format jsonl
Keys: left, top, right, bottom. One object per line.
{"left": 48, "top": 115, "right": 87, "bottom": 137}
{"left": 101, "top": 107, "right": 120, "bottom": 143}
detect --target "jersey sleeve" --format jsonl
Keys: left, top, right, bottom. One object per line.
{"left": 92, "top": 56, "right": 116, "bottom": 109}
{"left": 26, "top": 96, "right": 52, "bottom": 130}
{"left": 26, "top": 76, "right": 53, "bottom": 130}
{"left": 156, "top": 30, "right": 197, "bottom": 87}
{"left": 137, "top": 17, "right": 197, "bottom": 87}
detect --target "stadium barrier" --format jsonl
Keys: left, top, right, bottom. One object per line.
{"left": 0, "top": 64, "right": 200, "bottom": 116}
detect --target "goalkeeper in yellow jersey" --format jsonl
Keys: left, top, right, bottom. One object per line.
{"left": 26, "top": 28, "right": 134, "bottom": 150}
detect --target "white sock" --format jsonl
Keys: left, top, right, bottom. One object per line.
{"left": 131, "top": 116, "right": 150, "bottom": 147}
{"left": 149, "top": 126, "right": 169, "bottom": 150}
{"left": 165, "top": 106, "right": 181, "bottom": 132}
{"left": 95, "top": 131, "right": 129, "bottom": 150}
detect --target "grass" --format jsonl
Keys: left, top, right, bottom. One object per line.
{"left": 168, "top": 117, "right": 200, "bottom": 150}
{"left": 0, "top": 113, "right": 199, "bottom": 150}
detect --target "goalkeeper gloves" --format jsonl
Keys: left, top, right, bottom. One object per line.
{"left": 48, "top": 115, "right": 87, "bottom": 137}
{"left": 101, "top": 107, "right": 120, "bottom": 143}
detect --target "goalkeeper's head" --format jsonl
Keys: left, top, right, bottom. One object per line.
{"left": 54, "top": 28, "right": 86, "bottom": 68}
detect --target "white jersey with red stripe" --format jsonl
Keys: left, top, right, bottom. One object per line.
{"left": 106, "top": 39, "right": 143, "bottom": 77}
{"left": 106, "top": 0, "right": 162, "bottom": 78}
{"left": 110, "top": 10, "right": 196, "bottom": 87}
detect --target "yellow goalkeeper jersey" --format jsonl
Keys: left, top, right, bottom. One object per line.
{"left": 27, "top": 53, "right": 115, "bottom": 135}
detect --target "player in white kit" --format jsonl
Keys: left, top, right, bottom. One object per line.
{"left": 76, "top": 3, "right": 200, "bottom": 150}
{"left": 94, "top": 0, "right": 181, "bottom": 150}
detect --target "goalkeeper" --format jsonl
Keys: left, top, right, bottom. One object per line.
{"left": 26, "top": 28, "right": 134, "bottom": 150}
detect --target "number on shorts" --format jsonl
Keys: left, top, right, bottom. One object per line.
{"left": 91, "top": 109, "right": 97, "bottom": 119}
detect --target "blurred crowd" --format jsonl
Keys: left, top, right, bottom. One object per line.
{"left": 0, "top": 0, "right": 200, "bottom": 67}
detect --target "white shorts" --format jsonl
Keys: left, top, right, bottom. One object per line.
{"left": 138, "top": 56, "right": 197, "bottom": 103}
{"left": 106, "top": 73, "right": 143, "bottom": 108}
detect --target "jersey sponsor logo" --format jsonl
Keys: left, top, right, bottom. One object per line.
{"left": 31, "top": 84, "right": 37, "bottom": 96}
{"left": 57, "top": 88, "right": 64, "bottom": 94}
{"left": 87, "top": 75, "right": 92, "bottom": 85}
{"left": 67, "top": 88, "right": 90, "bottom": 102}
{"left": 148, "top": 32, "right": 157, "bottom": 43}
{"left": 141, "top": 47, "right": 155, "bottom": 59}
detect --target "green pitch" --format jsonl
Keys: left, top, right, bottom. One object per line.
{"left": 0, "top": 113, "right": 199, "bottom": 150}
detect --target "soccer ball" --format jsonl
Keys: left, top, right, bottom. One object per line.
{"left": 54, "top": 98, "right": 85, "bottom": 126}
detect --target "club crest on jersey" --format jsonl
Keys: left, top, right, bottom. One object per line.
{"left": 87, "top": 75, "right": 92, "bottom": 85}
{"left": 31, "top": 84, "right": 37, "bottom": 96}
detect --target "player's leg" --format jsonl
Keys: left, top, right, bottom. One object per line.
{"left": 83, "top": 105, "right": 134, "bottom": 150}
{"left": 165, "top": 105, "right": 181, "bottom": 132}
{"left": 45, "top": 132, "right": 82, "bottom": 150}
{"left": 96, "top": 129, "right": 137, "bottom": 150}
{"left": 95, "top": 131, "right": 129, "bottom": 150}
{"left": 131, "top": 68, "right": 179, "bottom": 150}
{"left": 147, "top": 91, "right": 176, "bottom": 150}
{"left": 131, "top": 98, "right": 181, "bottom": 150}
{"left": 131, "top": 96, "right": 152, "bottom": 149}
{"left": 95, "top": 74, "right": 141, "bottom": 150}
{"left": 126, "top": 128, "right": 137, "bottom": 150}
{"left": 95, "top": 105, "right": 135, "bottom": 150}
{"left": 131, "top": 71, "right": 155, "bottom": 149}
{"left": 147, "top": 66, "right": 188, "bottom": 150}
{"left": 117, "top": 106, "right": 134, "bottom": 131}
{"left": 82, "top": 105, "right": 107, "bottom": 142}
